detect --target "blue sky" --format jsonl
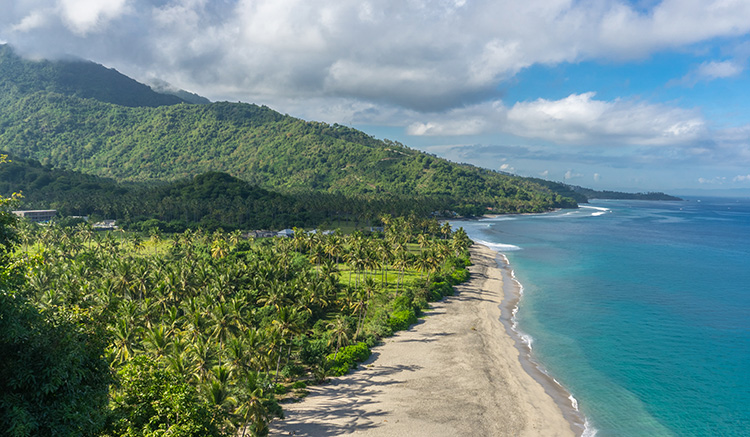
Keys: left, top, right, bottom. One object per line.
{"left": 2, "top": 1, "right": 750, "bottom": 194}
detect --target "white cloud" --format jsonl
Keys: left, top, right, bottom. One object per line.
{"left": 564, "top": 170, "right": 584, "bottom": 180}
{"left": 698, "top": 176, "right": 726, "bottom": 184}
{"left": 59, "top": 0, "right": 130, "bottom": 35}
{"left": 405, "top": 92, "right": 709, "bottom": 148}
{"left": 506, "top": 92, "right": 708, "bottom": 146}
{"left": 3, "top": 0, "right": 750, "bottom": 111}
{"left": 594, "top": 173, "right": 601, "bottom": 182}
{"left": 733, "top": 174, "right": 750, "bottom": 182}
{"left": 672, "top": 59, "right": 745, "bottom": 86}
{"left": 696, "top": 60, "right": 744, "bottom": 80}
{"left": 4, "top": 0, "right": 750, "bottom": 174}
{"left": 11, "top": 11, "right": 49, "bottom": 33}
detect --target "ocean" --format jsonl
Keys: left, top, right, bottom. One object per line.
{"left": 453, "top": 198, "right": 750, "bottom": 436}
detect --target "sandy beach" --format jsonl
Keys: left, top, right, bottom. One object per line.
{"left": 270, "top": 244, "right": 577, "bottom": 436}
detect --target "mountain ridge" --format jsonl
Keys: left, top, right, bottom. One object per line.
{"left": 0, "top": 44, "right": 187, "bottom": 107}
{"left": 0, "top": 45, "right": 679, "bottom": 220}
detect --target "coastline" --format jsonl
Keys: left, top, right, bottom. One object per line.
{"left": 494, "top": 252, "right": 588, "bottom": 436}
{"left": 270, "top": 244, "right": 578, "bottom": 436}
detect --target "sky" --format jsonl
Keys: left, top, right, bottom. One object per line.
{"left": 2, "top": 0, "right": 750, "bottom": 194}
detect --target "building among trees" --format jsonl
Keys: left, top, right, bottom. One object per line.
{"left": 12, "top": 209, "right": 56, "bottom": 223}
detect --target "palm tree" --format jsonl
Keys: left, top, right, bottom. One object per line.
{"left": 211, "top": 238, "right": 229, "bottom": 259}
{"left": 226, "top": 336, "right": 250, "bottom": 377}
{"left": 393, "top": 251, "right": 411, "bottom": 295}
{"left": 243, "top": 327, "right": 269, "bottom": 373}
{"left": 377, "top": 239, "right": 393, "bottom": 285}
{"left": 350, "top": 287, "right": 367, "bottom": 340}
{"left": 203, "top": 365, "right": 237, "bottom": 430}
{"left": 229, "top": 230, "right": 243, "bottom": 250}
{"left": 327, "top": 315, "right": 351, "bottom": 360}
{"left": 452, "top": 227, "right": 472, "bottom": 255}
{"left": 236, "top": 371, "right": 274, "bottom": 437}
{"left": 143, "top": 323, "right": 172, "bottom": 360}
{"left": 257, "top": 281, "right": 290, "bottom": 313}
{"left": 188, "top": 336, "right": 218, "bottom": 383}
{"left": 440, "top": 222, "right": 452, "bottom": 240}
{"left": 109, "top": 318, "right": 139, "bottom": 365}
{"left": 16, "top": 220, "right": 35, "bottom": 253}
{"left": 148, "top": 227, "right": 161, "bottom": 255}
{"left": 271, "top": 306, "right": 303, "bottom": 383}
{"left": 417, "top": 233, "right": 430, "bottom": 251}
{"left": 324, "top": 234, "right": 343, "bottom": 264}
{"left": 308, "top": 244, "right": 326, "bottom": 273}
{"left": 208, "top": 301, "right": 241, "bottom": 351}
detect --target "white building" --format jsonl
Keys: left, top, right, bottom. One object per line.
{"left": 12, "top": 210, "right": 57, "bottom": 223}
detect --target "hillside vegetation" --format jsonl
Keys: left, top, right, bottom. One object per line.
{"left": 0, "top": 45, "right": 576, "bottom": 215}
{"left": 1, "top": 156, "right": 473, "bottom": 230}
{"left": 0, "top": 45, "right": 185, "bottom": 107}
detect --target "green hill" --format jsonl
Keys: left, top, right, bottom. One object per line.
{"left": 0, "top": 45, "right": 186, "bottom": 107}
{"left": 0, "top": 155, "right": 467, "bottom": 230}
{"left": 0, "top": 45, "right": 578, "bottom": 215}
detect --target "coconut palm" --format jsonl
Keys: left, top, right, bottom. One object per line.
{"left": 327, "top": 315, "right": 351, "bottom": 360}
{"left": 271, "top": 306, "right": 303, "bottom": 383}
{"left": 143, "top": 323, "right": 172, "bottom": 359}
{"left": 236, "top": 371, "right": 274, "bottom": 437}
{"left": 109, "top": 318, "right": 139, "bottom": 365}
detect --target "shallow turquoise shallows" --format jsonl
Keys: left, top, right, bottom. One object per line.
{"left": 454, "top": 198, "right": 750, "bottom": 437}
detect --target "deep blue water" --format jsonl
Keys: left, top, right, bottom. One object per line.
{"left": 454, "top": 198, "right": 750, "bottom": 436}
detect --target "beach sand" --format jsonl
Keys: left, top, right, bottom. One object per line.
{"left": 270, "top": 244, "right": 577, "bottom": 436}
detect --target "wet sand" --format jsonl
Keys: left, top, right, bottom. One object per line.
{"left": 270, "top": 244, "right": 576, "bottom": 436}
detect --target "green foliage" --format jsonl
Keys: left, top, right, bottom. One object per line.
{"left": 450, "top": 268, "right": 470, "bottom": 285}
{"left": 3, "top": 213, "right": 475, "bottom": 434}
{"left": 0, "top": 156, "right": 455, "bottom": 230}
{"left": 388, "top": 309, "right": 418, "bottom": 332}
{"left": 106, "top": 356, "right": 227, "bottom": 437}
{"left": 429, "top": 281, "right": 454, "bottom": 300}
{"left": 0, "top": 298, "right": 111, "bottom": 437}
{"left": 299, "top": 338, "right": 328, "bottom": 366}
{"left": 0, "top": 155, "right": 19, "bottom": 267}
{"left": 324, "top": 342, "right": 371, "bottom": 376}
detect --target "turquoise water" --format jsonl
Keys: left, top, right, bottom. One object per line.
{"left": 454, "top": 199, "right": 750, "bottom": 436}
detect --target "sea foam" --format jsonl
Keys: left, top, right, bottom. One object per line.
{"left": 580, "top": 205, "right": 610, "bottom": 217}
{"left": 474, "top": 239, "right": 521, "bottom": 252}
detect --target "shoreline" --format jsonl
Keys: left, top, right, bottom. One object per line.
{"left": 494, "top": 252, "right": 587, "bottom": 435}
{"left": 270, "top": 244, "right": 578, "bottom": 436}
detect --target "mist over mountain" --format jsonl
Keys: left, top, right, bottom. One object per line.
{"left": 0, "top": 45, "right": 186, "bottom": 107}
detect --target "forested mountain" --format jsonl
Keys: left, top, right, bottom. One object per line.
{"left": 0, "top": 45, "right": 576, "bottom": 215}
{"left": 0, "top": 45, "right": 186, "bottom": 107}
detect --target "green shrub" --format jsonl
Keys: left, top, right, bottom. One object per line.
{"left": 429, "top": 281, "right": 454, "bottom": 300}
{"left": 280, "top": 363, "right": 304, "bottom": 379}
{"left": 326, "top": 362, "right": 350, "bottom": 377}
{"left": 392, "top": 292, "right": 415, "bottom": 313}
{"left": 413, "top": 296, "right": 429, "bottom": 311}
{"left": 299, "top": 338, "right": 327, "bottom": 365}
{"left": 274, "top": 384, "right": 288, "bottom": 395}
{"left": 388, "top": 309, "right": 417, "bottom": 332}
{"left": 450, "top": 268, "right": 469, "bottom": 284}
{"left": 340, "top": 342, "right": 371, "bottom": 363}
{"left": 107, "top": 356, "right": 225, "bottom": 437}
{"left": 324, "top": 342, "right": 372, "bottom": 376}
